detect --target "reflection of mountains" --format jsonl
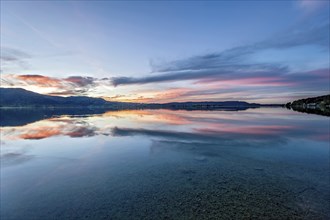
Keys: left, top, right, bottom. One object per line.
{"left": 2, "top": 112, "right": 327, "bottom": 143}
{"left": 0, "top": 87, "right": 278, "bottom": 126}
{"left": 1, "top": 108, "right": 329, "bottom": 168}
{"left": 0, "top": 121, "right": 290, "bottom": 159}
{"left": 1, "top": 120, "right": 291, "bottom": 142}
{"left": 0, "top": 108, "right": 108, "bottom": 127}
{"left": 1, "top": 107, "right": 252, "bottom": 127}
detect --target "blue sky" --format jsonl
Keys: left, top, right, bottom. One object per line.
{"left": 1, "top": 0, "right": 329, "bottom": 103}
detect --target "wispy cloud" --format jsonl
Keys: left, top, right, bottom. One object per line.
{"left": 1, "top": 10, "right": 328, "bottom": 104}
{"left": 9, "top": 11, "right": 63, "bottom": 49}
{"left": 111, "top": 18, "right": 329, "bottom": 87}
{"left": 0, "top": 47, "right": 31, "bottom": 62}
{"left": 112, "top": 65, "right": 289, "bottom": 86}
{"left": 150, "top": 15, "right": 329, "bottom": 73}
{"left": 0, "top": 47, "right": 32, "bottom": 72}
{"left": 2, "top": 66, "right": 328, "bottom": 103}
{"left": 297, "top": 0, "right": 329, "bottom": 14}
{"left": 16, "top": 75, "right": 63, "bottom": 87}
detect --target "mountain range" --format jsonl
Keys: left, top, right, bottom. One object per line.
{"left": 0, "top": 88, "right": 263, "bottom": 109}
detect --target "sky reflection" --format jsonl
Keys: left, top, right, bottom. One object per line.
{"left": 1, "top": 108, "right": 329, "bottom": 219}
{"left": 1, "top": 108, "right": 328, "bottom": 143}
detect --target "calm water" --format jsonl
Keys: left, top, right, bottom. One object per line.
{"left": 1, "top": 108, "right": 329, "bottom": 219}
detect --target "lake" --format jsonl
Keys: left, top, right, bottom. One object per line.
{"left": 1, "top": 108, "right": 329, "bottom": 219}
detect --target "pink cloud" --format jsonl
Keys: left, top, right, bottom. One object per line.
{"left": 196, "top": 125, "right": 295, "bottom": 136}
{"left": 196, "top": 76, "right": 295, "bottom": 87}
{"left": 16, "top": 75, "right": 63, "bottom": 88}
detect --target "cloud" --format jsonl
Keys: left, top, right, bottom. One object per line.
{"left": 1, "top": 151, "right": 34, "bottom": 167}
{"left": 1, "top": 15, "right": 328, "bottom": 103}
{"left": 0, "top": 47, "right": 76, "bottom": 74}
{"left": 151, "top": 19, "right": 329, "bottom": 73}
{"left": 12, "top": 75, "right": 97, "bottom": 89}
{"left": 108, "top": 94, "right": 126, "bottom": 99}
{"left": 112, "top": 18, "right": 329, "bottom": 88}
{"left": 297, "top": 0, "right": 329, "bottom": 13}
{"left": 10, "top": 11, "right": 63, "bottom": 49}
{"left": 11, "top": 118, "right": 98, "bottom": 140}
{"left": 112, "top": 65, "right": 289, "bottom": 86}
{"left": 1, "top": 74, "right": 98, "bottom": 96}
{"left": 2, "top": 107, "right": 328, "bottom": 145}
{"left": 65, "top": 76, "right": 96, "bottom": 87}
{"left": 0, "top": 47, "right": 32, "bottom": 72}
{"left": 112, "top": 65, "right": 328, "bottom": 103}
{"left": 0, "top": 47, "right": 31, "bottom": 61}
{"left": 47, "top": 91, "right": 81, "bottom": 96}
{"left": 170, "top": 68, "right": 329, "bottom": 102}
{"left": 17, "top": 75, "right": 63, "bottom": 87}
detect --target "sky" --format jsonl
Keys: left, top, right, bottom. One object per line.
{"left": 0, "top": 0, "right": 329, "bottom": 104}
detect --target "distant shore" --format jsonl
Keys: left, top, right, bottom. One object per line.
{"left": 285, "top": 94, "right": 330, "bottom": 116}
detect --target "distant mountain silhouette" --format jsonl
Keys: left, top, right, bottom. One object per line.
{"left": 0, "top": 88, "right": 263, "bottom": 109}
{"left": 0, "top": 87, "right": 109, "bottom": 107}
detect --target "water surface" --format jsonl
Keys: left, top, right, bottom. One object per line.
{"left": 1, "top": 108, "right": 329, "bottom": 219}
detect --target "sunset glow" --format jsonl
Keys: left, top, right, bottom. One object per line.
{"left": 1, "top": 1, "right": 329, "bottom": 104}
{"left": 1, "top": 2, "right": 329, "bottom": 219}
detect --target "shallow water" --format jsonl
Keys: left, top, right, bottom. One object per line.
{"left": 1, "top": 108, "right": 329, "bottom": 219}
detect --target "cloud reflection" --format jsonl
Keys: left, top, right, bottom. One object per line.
{"left": 1, "top": 109, "right": 328, "bottom": 143}
{"left": 1, "top": 151, "right": 34, "bottom": 167}
{"left": 1, "top": 118, "right": 98, "bottom": 140}
{"left": 1, "top": 108, "right": 328, "bottom": 169}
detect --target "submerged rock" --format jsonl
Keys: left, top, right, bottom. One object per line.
{"left": 194, "top": 156, "right": 207, "bottom": 162}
